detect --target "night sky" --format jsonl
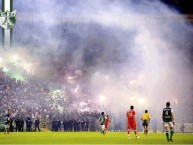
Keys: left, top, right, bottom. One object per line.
{"left": 161, "top": 0, "right": 193, "bottom": 14}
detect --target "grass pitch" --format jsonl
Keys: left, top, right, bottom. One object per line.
{"left": 0, "top": 132, "right": 193, "bottom": 144}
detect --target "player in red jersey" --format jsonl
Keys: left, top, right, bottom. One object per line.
{"left": 126, "top": 105, "right": 139, "bottom": 139}
{"left": 104, "top": 115, "right": 111, "bottom": 132}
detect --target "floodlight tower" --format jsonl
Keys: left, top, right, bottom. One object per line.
{"left": 1, "top": 0, "right": 17, "bottom": 48}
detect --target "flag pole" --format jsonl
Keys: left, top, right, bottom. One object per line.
{"left": 1, "top": 0, "right": 13, "bottom": 48}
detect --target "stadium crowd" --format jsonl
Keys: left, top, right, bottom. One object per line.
{"left": 0, "top": 67, "right": 101, "bottom": 132}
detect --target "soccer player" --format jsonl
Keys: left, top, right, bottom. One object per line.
{"left": 126, "top": 105, "right": 139, "bottom": 139}
{"left": 4, "top": 114, "right": 10, "bottom": 134}
{"left": 162, "top": 102, "right": 175, "bottom": 142}
{"left": 141, "top": 110, "right": 150, "bottom": 136}
{"left": 104, "top": 114, "right": 111, "bottom": 132}
{"left": 98, "top": 112, "right": 106, "bottom": 135}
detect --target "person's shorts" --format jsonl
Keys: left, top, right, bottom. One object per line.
{"left": 142, "top": 120, "right": 149, "bottom": 126}
{"left": 5, "top": 124, "right": 10, "bottom": 129}
{"left": 127, "top": 122, "right": 136, "bottom": 130}
{"left": 164, "top": 122, "right": 174, "bottom": 128}
{"left": 101, "top": 125, "right": 105, "bottom": 130}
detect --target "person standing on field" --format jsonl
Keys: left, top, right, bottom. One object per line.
{"left": 34, "top": 118, "right": 41, "bottom": 132}
{"left": 104, "top": 114, "right": 111, "bottom": 132}
{"left": 162, "top": 102, "right": 175, "bottom": 142}
{"left": 98, "top": 112, "right": 106, "bottom": 135}
{"left": 4, "top": 114, "right": 10, "bottom": 134}
{"left": 141, "top": 110, "right": 150, "bottom": 136}
{"left": 126, "top": 105, "right": 139, "bottom": 139}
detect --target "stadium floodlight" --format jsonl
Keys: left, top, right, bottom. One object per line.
{"left": 137, "top": 97, "right": 146, "bottom": 105}
{"left": 0, "top": 0, "right": 17, "bottom": 48}
{"left": 99, "top": 95, "right": 106, "bottom": 103}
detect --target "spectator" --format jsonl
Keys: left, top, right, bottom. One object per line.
{"left": 34, "top": 118, "right": 40, "bottom": 132}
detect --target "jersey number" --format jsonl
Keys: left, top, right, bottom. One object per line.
{"left": 165, "top": 111, "right": 168, "bottom": 115}
{"left": 129, "top": 112, "right": 132, "bottom": 116}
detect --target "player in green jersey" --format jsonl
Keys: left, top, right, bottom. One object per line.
{"left": 162, "top": 102, "right": 175, "bottom": 142}
{"left": 98, "top": 112, "right": 106, "bottom": 135}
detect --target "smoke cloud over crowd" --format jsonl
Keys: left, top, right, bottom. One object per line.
{"left": 1, "top": 0, "right": 193, "bottom": 122}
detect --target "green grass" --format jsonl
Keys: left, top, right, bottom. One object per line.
{"left": 0, "top": 132, "right": 193, "bottom": 144}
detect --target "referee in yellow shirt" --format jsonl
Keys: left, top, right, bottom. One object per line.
{"left": 141, "top": 110, "right": 150, "bottom": 136}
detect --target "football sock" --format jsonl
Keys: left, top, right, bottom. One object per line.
{"left": 134, "top": 130, "right": 137, "bottom": 135}
{"left": 103, "top": 130, "right": 105, "bottom": 134}
{"left": 170, "top": 130, "right": 174, "bottom": 139}
{"left": 166, "top": 131, "right": 169, "bottom": 140}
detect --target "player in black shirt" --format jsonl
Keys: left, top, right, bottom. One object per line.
{"left": 4, "top": 114, "right": 10, "bottom": 134}
{"left": 162, "top": 102, "right": 175, "bottom": 142}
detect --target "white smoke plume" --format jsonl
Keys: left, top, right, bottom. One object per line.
{"left": 1, "top": 0, "right": 193, "bottom": 122}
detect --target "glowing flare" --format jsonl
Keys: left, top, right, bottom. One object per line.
{"left": 99, "top": 95, "right": 106, "bottom": 102}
